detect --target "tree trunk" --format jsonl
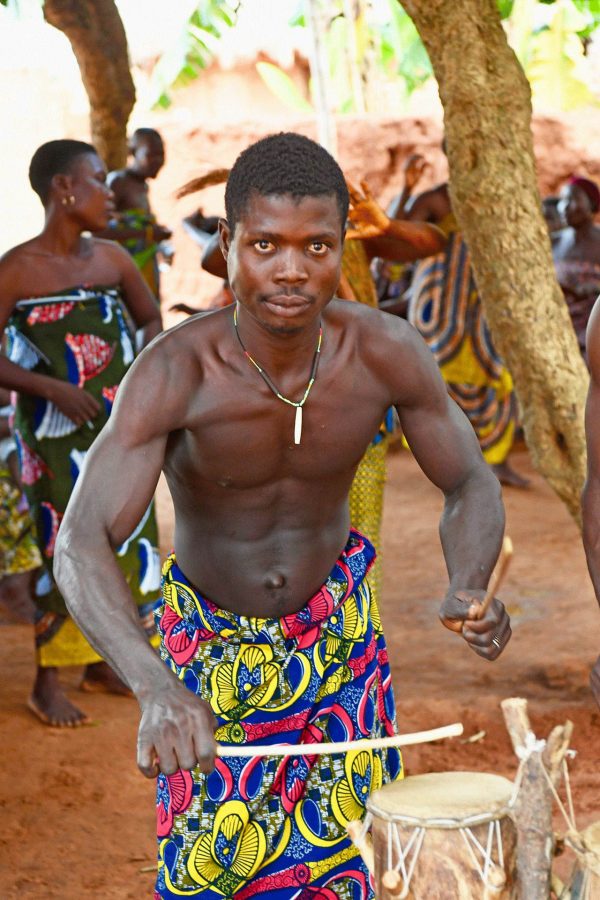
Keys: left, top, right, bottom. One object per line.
{"left": 401, "top": 0, "right": 589, "bottom": 522}
{"left": 43, "top": 0, "right": 135, "bottom": 170}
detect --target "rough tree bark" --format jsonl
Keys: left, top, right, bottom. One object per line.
{"left": 401, "top": 0, "right": 589, "bottom": 522}
{"left": 43, "top": 0, "right": 135, "bottom": 169}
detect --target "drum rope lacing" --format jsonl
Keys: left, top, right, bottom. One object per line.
{"left": 359, "top": 731, "right": 594, "bottom": 897}
{"left": 364, "top": 801, "right": 511, "bottom": 898}
{"left": 385, "top": 818, "right": 505, "bottom": 898}
{"left": 362, "top": 735, "right": 578, "bottom": 899}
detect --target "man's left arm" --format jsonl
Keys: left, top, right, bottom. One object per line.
{"left": 390, "top": 322, "right": 509, "bottom": 659}
{"left": 582, "top": 300, "right": 600, "bottom": 706}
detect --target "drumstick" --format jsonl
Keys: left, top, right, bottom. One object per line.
{"left": 346, "top": 820, "right": 375, "bottom": 875}
{"left": 217, "top": 722, "right": 463, "bottom": 758}
{"left": 472, "top": 535, "right": 513, "bottom": 621}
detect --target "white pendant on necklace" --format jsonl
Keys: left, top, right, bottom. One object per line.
{"left": 294, "top": 406, "right": 302, "bottom": 445}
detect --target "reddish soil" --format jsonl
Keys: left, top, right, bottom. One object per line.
{"left": 0, "top": 446, "right": 598, "bottom": 898}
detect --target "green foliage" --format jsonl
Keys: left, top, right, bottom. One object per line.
{"left": 143, "top": 0, "right": 600, "bottom": 116}
{"left": 148, "top": 0, "right": 237, "bottom": 109}
{"left": 497, "top": 0, "right": 516, "bottom": 19}
{"left": 381, "top": 0, "right": 432, "bottom": 98}
{"left": 509, "top": 0, "right": 599, "bottom": 109}
{"left": 255, "top": 61, "right": 313, "bottom": 113}
{"left": 541, "top": 0, "right": 600, "bottom": 41}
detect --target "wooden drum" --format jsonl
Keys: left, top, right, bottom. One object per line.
{"left": 367, "top": 772, "right": 517, "bottom": 899}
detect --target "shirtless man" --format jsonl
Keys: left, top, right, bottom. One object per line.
{"left": 102, "top": 128, "right": 172, "bottom": 297}
{"left": 55, "top": 133, "right": 510, "bottom": 899}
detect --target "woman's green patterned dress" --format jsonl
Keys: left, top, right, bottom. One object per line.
{"left": 7, "top": 285, "right": 161, "bottom": 666}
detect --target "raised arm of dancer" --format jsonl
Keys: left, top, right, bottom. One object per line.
{"left": 54, "top": 338, "right": 216, "bottom": 774}
{"left": 582, "top": 300, "right": 600, "bottom": 707}
{"left": 387, "top": 153, "right": 429, "bottom": 219}
{"left": 346, "top": 180, "right": 446, "bottom": 260}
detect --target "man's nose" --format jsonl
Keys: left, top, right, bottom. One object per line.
{"left": 274, "top": 248, "right": 308, "bottom": 283}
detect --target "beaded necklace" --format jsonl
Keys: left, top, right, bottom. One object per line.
{"left": 233, "top": 306, "right": 323, "bottom": 445}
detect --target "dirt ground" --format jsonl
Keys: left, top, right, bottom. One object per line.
{"left": 0, "top": 444, "right": 598, "bottom": 898}
{"left": 1, "top": 108, "right": 600, "bottom": 897}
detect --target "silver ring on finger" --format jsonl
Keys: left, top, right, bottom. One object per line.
{"left": 492, "top": 635, "right": 502, "bottom": 649}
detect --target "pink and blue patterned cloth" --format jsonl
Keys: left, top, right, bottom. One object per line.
{"left": 154, "top": 529, "right": 402, "bottom": 899}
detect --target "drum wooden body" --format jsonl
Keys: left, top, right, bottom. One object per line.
{"left": 567, "top": 821, "right": 600, "bottom": 900}
{"left": 367, "top": 772, "right": 517, "bottom": 899}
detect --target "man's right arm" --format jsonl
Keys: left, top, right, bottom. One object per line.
{"left": 581, "top": 299, "right": 600, "bottom": 707}
{"left": 54, "top": 336, "right": 217, "bottom": 776}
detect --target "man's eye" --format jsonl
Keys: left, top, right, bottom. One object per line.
{"left": 254, "top": 240, "right": 273, "bottom": 252}
{"left": 309, "top": 242, "right": 328, "bottom": 255}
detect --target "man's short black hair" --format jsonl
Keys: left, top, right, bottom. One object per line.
{"left": 225, "top": 132, "right": 349, "bottom": 233}
{"left": 130, "top": 127, "right": 163, "bottom": 149}
{"left": 29, "top": 139, "right": 97, "bottom": 205}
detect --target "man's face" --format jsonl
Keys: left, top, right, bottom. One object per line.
{"left": 133, "top": 138, "right": 165, "bottom": 178}
{"left": 558, "top": 184, "right": 592, "bottom": 228}
{"left": 68, "top": 153, "right": 114, "bottom": 230}
{"left": 220, "top": 192, "right": 344, "bottom": 334}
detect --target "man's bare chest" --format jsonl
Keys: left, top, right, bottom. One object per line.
{"left": 166, "top": 368, "right": 391, "bottom": 491}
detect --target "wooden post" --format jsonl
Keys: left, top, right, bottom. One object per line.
{"left": 305, "top": 0, "right": 338, "bottom": 155}
{"left": 342, "top": 0, "right": 366, "bottom": 113}
{"left": 501, "top": 697, "right": 573, "bottom": 899}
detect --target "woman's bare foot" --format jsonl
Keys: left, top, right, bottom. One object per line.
{"left": 80, "top": 660, "right": 133, "bottom": 696}
{"left": 29, "top": 666, "right": 90, "bottom": 727}
{"left": 491, "top": 461, "right": 530, "bottom": 489}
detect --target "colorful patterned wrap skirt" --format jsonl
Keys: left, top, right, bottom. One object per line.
{"left": 8, "top": 286, "right": 161, "bottom": 665}
{"left": 154, "top": 530, "right": 402, "bottom": 899}
{"left": 408, "top": 213, "right": 516, "bottom": 465}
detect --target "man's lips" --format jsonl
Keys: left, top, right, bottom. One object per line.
{"left": 264, "top": 295, "right": 311, "bottom": 316}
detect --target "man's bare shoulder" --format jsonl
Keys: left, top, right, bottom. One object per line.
{"left": 111, "top": 312, "right": 229, "bottom": 438}
{"left": 327, "top": 299, "right": 439, "bottom": 403}
{"left": 328, "top": 297, "right": 414, "bottom": 343}
{"left": 136, "top": 306, "right": 230, "bottom": 370}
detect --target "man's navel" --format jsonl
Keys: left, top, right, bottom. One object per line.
{"left": 265, "top": 572, "right": 287, "bottom": 590}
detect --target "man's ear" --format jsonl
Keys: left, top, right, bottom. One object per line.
{"left": 218, "top": 218, "right": 231, "bottom": 260}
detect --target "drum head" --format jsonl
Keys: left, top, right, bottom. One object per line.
{"left": 368, "top": 772, "right": 513, "bottom": 824}
{"left": 582, "top": 820, "right": 600, "bottom": 850}
{"left": 581, "top": 820, "right": 600, "bottom": 875}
